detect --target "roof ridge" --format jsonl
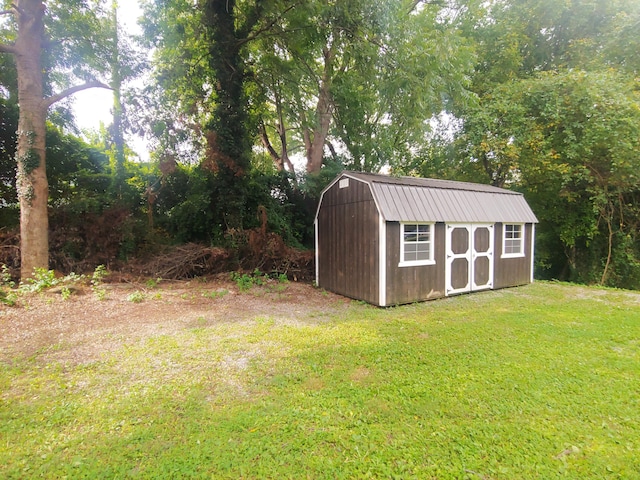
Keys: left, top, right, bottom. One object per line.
{"left": 343, "top": 171, "right": 520, "bottom": 195}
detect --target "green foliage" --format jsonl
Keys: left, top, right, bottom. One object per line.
{"left": 0, "top": 99, "right": 18, "bottom": 217}
{"left": 452, "top": 68, "right": 640, "bottom": 288}
{"left": 60, "top": 286, "right": 72, "bottom": 301}
{"left": 425, "top": 0, "right": 640, "bottom": 289}
{"left": 202, "top": 289, "right": 228, "bottom": 299}
{"left": 127, "top": 290, "right": 145, "bottom": 303}
{"left": 0, "top": 264, "right": 15, "bottom": 288}
{"left": 230, "top": 269, "right": 270, "bottom": 292}
{"left": 18, "top": 148, "right": 40, "bottom": 175}
{"left": 18, "top": 268, "right": 84, "bottom": 295}
{"left": 0, "top": 264, "right": 110, "bottom": 303}
{"left": 0, "top": 289, "right": 17, "bottom": 306}
{"left": 145, "top": 278, "right": 162, "bottom": 289}
{"left": 230, "top": 269, "right": 291, "bottom": 294}
{"left": 0, "top": 265, "right": 16, "bottom": 306}
{"left": 91, "top": 265, "right": 108, "bottom": 300}
{"left": 155, "top": 165, "right": 217, "bottom": 243}
{"left": 42, "top": 1, "right": 114, "bottom": 84}
{"left": 154, "top": 164, "right": 315, "bottom": 248}
{"left": 20, "top": 268, "right": 58, "bottom": 293}
{"left": 45, "top": 126, "right": 111, "bottom": 206}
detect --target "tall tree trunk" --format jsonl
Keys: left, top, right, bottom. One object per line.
{"left": 110, "top": 1, "right": 126, "bottom": 197}
{"left": 306, "top": 47, "right": 334, "bottom": 174}
{"left": 1, "top": 1, "right": 111, "bottom": 279}
{"left": 14, "top": 0, "right": 49, "bottom": 279}
{"left": 600, "top": 199, "right": 615, "bottom": 286}
{"left": 204, "top": 0, "right": 252, "bottom": 231}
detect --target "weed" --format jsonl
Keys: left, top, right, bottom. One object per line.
{"left": 20, "top": 268, "right": 58, "bottom": 292}
{"left": 231, "top": 269, "right": 270, "bottom": 292}
{"left": 0, "top": 289, "right": 16, "bottom": 306}
{"left": 91, "top": 265, "right": 107, "bottom": 285}
{"left": 60, "top": 286, "right": 72, "bottom": 301}
{"left": 146, "top": 278, "right": 162, "bottom": 289}
{"left": 230, "top": 272, "right": 254, "bottom": 292}
{"left": 0, "top": 265, "right": 17, "bottom": 306}
{"left": 0, "top": 264, "right": 15, "bottom": 288}
{"left": 91, "top": 265, "right": 108, "bottom": 301}
{"left": 276, "top": 273, "right": 289, "bottom": 284}
{"left": 127, "top": 291, "right": 145, "bottom": 303}
{"left": 94, "top": 288, "right": 107, "bottom": 301}
{"left": 19, "top": 269, "right": 85, "bottom": 294}
{"left": 202, "top": 289, "right": 228, "bottom": 299}
{"left": 253, "top": 268, "right": 268, "bottom": 286}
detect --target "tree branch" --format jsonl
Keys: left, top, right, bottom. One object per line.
{"left": 43, "top": 80, "right": 112, "bottom": 109}
{"left": 237, "top": 3, "right": 300, "bottom": 48}
{"left": 408, "top": 0, "right": 446, "bottom": 14}
{"left": 258, "top": 120, "right": 283, "bottom": 169}
{"left": 0, "top": 42, "right": 18, "bottom": 54}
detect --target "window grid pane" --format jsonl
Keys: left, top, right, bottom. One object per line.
{"left": 403, "top": 224, "right": 432, "bottom": 263}
{"left": 505, "top": 224, "right": 521, "bottom": 239}
{"left": 504, "top": 224, "right": 522, "bottom": 254}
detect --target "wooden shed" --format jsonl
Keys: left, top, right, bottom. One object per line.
{"left": 315, "top": 171, "right": 538, "bottom": 306}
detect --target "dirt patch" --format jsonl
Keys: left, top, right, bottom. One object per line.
{"left": 0, "top": 278, "right": 350, "bottom": 366}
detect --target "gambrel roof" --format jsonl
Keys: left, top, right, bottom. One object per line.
{"left": 330, "top": 171, "right": 538, "bottom": 224}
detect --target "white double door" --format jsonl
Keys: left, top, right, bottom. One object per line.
{"left": 445, "top": 224, "right": 494, "bottom": 296}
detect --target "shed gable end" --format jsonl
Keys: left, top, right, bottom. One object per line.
{"left": 315, "top": 175, "right": 380, "bottom": 304}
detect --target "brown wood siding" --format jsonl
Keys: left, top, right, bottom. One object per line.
{"left": 494, "top": 223, "right": 533, "bottom": 288}
{"left": 317, "top": 179, "right": 379, "bottom": 304}
{"left": 385, "top": 222, "right": 446, "bottom": 305}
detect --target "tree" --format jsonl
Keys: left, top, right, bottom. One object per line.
{"left": 108, "top": 1, "right": 126, "bottom": 194}
{"left": 138, "top": 0, "right": 290, "bottom": 231}
{"left": 450, "top": 69, "right": 640, "bottom": 286}
{"left": 201, "top": 0, "right": 264, "bottom": 229}
{"left": 0, "top": 0, "right": 111, "bottom": 279}
{"left": 515, "top": 71, "right": 640, "bottom": 286}
{"left": 254, "top": 0, "right": 474, "bottom": 174}
{"left": 139, "top": 0, "right": 474, "bottom": 180}
{"left": 423, "top": 0, "right": 640, "bottom": 287}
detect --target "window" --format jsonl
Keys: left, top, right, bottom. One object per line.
{"left": 502, "top": 224, "right": 525, "bottom": 258}
{"left": 400, "top": 223, "right": 435, "bottom": 266}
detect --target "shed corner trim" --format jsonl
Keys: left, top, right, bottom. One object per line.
{"left": 379, "top": 215, "right": 386, "bottom": 307}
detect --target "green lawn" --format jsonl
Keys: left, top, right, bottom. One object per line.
{"left": 1, "top": 282, "right": 639, "bottom": 479}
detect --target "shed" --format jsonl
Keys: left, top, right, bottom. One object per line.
{"left": 315, "top": 171, "right": 538, "bottom": 306}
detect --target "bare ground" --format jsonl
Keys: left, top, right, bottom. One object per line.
{"left": 0, "top": 277, "right": 351, "bottom": 366}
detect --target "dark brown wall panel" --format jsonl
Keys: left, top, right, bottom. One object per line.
{"left": 493, "top": 223, "right": 533, "bottom": 288}
{"left": 317, "top": 179, "right": 379, "bottom": 304}
{"left": 320, "top": 176, "right": 374, "bottom": 208}
{"left": 385, "top": 222, "right": 446, "bottom": 305}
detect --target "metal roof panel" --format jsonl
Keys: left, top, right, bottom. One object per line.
{"left": 322, "top": 171, "right": 538, "bottom": 224}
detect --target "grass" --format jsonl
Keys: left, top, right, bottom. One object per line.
{"left": 1, "top": 282, "right": 639, "bottom": 478}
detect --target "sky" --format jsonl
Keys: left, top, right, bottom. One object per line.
{"left": 72, "top": 1, "right": 148, "bottom": 160}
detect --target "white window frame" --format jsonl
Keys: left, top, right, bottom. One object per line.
{"left": 501, "top": 223, "right": 526, "bottom": 258}
{"left": 399, "top": 222, "right": 435, "bottom": 267}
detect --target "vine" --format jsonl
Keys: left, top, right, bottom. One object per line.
{"left": 17, "top": 130, "right": 40, "bottom": 174}
{"left": 15, "top": 129, "right": 39, "bottom": 206}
